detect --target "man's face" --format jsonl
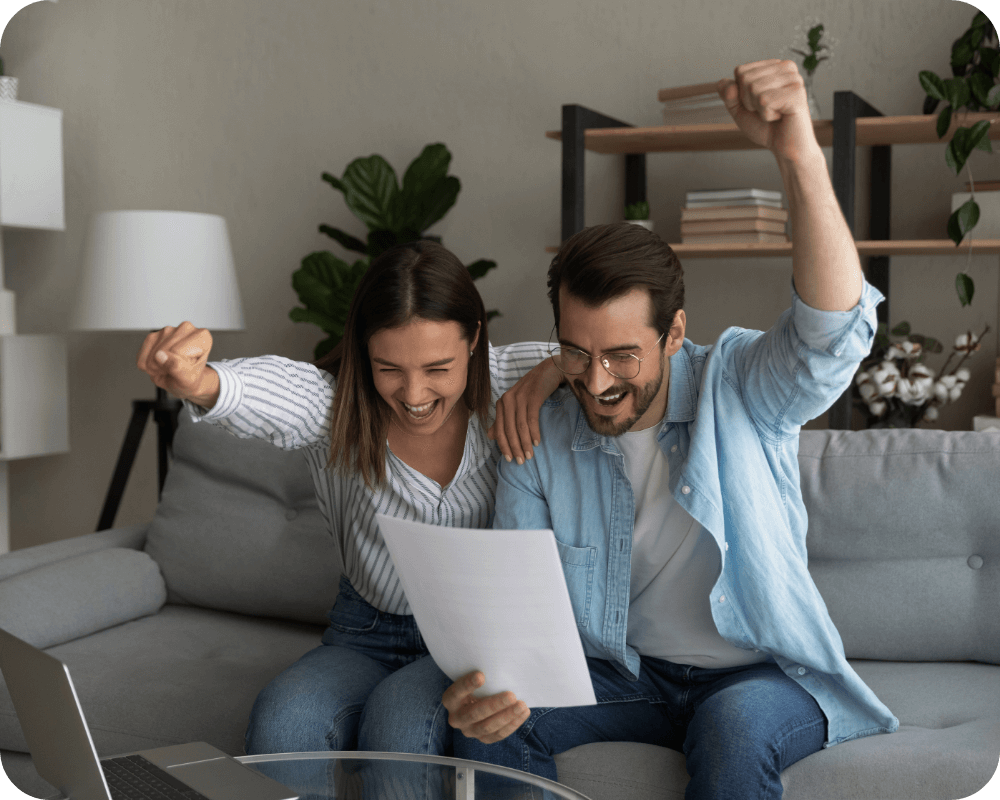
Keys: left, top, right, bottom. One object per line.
{"left": 557, "top": 286, "right": 684, "bottom": 436}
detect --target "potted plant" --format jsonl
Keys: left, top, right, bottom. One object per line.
{"left": 919, "top": 9, "right": 1000, "bottom": 307}
{"left": 0, "top": 57, "right": 18, "bottom": 101}
{"left": 788, "top": 20, "right": 834, "bottom": 119}
{"left": 625, "top": 200, "right": 652, "bottom": 231}
{"left": 290, "top": 143, "right": 499, "bottom": 359}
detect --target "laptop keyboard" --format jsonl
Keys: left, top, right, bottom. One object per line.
{"left": 101, "top": 755, "right": 211, "bottom": 800}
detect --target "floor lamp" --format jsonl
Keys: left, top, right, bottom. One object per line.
{"left": 71, "top": 210, "right": 245, "bottom": 531}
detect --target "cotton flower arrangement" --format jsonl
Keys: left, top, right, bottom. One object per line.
{"left": 854, "top": 321, "right": 991, "bottom": 428}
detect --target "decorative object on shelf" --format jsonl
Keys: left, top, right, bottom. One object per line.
{"left": 681, "top": 189, "right": 788, "bottom": 244}
{"left": 658, "top": 81, "right": 730, "bottom": 125}
{"left": 71, "top": 210, "right": 245, "bottom": 531}
{"left": 625, "top": 200, "right": 652, "bottom": 231}
{"left": 853, "top": 320, "right": 991, "bottom": 428}
{"left": 291, "top": 143, "right": 498, "bottom": 360}
{"left": 788, "top": 19, "right": 834, "bottom": 120}
{"left": 0, "top": 57, "right": 17, "bottom": 101}
{"left": 919, "top": 9, "right": 1000, "bottom": 307}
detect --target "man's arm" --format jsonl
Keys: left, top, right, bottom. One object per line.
{"left": 718, "top": 59, "right": 863, "bottom": 312}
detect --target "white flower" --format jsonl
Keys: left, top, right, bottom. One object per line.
{"left": 923, "top": 405, "right": 939, "bottom": 422}
{"left": 955, "top": 367, "right": 971, "bottom": 383}
{"left": 899, "top": 341, "right": 923, "bottom": 359}
{"left": 940, "top": 375, "right": 958, "bottom": 390}
{"left": 872, "top": 362, "right": 899, "bottom": 396}
{"left": 955, "top": 332, "right": 982, "bottom": 353}
{"left": 885, "top": 345, "right": 906, "bottom": 360}
{"left": 867, "top": 399, "right": 887, "bottom": 416}
{"left": 932, "top": 381, "right": 950, "bottom": 403}
{"left": 949, "top": 385, "right": 963, "bottom": 402}
{"left": 896, "top": 377, "right": 930, "bottom": 405}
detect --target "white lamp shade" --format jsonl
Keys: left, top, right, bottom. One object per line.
{"left": 72, "top": 210, "right": 245, "bottom": 331}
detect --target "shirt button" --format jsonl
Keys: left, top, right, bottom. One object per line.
{"left": 797, "top": 667, "right": 807, "bottom": 675}
{"left": 718, "top": 595, "right": 726, "bottom": 603}
{"left": 681, "top": 485, "right": 691, "bottom": 494}
{"left": 670, "top": 445, "right": 678, "bottom": 452}
{"left": 724, "top": 542, "right": 729, "bottom": 551}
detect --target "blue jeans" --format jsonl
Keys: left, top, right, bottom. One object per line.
{"left": 244, "top": 577, "right": 451, "bottom": 797}
{"left": 369, "top": 655, "right": 827, "bottom": 800}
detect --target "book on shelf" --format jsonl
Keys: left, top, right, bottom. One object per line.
{"left": 686, "top": 188, "right": 783, "bottom": 204}
{"left": 681, "top": 218, "right": 787, "bottom": 236}
{"left": 680, "top": 205, "right": 789, "bottom": 222}
{"left": 680, "top": 231, "right": 790, "bottom": 244}
{"left": 686, "top": 197, "right": 784, "bottom": 209}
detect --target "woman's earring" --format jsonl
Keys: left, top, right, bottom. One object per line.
{"left": 470, "top": 350, "right": 474, "bottom": 356}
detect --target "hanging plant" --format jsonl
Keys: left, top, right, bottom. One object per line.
{"left": 919, "top": 10, "right": 1000, "bottom": 307}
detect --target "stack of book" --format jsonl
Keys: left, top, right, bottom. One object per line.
{"left": 658, "top": 82, "right": 731, "bottom": 126}
{"left": 681, "top": 189, "right": 789, "bottom": 244}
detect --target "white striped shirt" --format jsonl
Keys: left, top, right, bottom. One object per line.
{"left": 187, "top": 341, "right": 550, "bottom": 615}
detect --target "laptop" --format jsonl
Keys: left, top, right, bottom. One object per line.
{"left": 0, "top": 627, "right": 297, "bottom": 800}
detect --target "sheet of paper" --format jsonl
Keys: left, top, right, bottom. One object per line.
{"left": 376, "top": 514, "right": 596, "bottom": 709}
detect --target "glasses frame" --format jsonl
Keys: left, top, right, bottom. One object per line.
{"left": 547, "top": 328, "right": 666, "bottom": 380}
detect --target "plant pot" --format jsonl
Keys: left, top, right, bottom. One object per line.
{"left": 0, "top": 77, "right": 18, "bottom": 101}
{"left": 627, "top": 220, "right": 654, "bottom": 232}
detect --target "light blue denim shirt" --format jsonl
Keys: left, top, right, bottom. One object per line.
{"left": 493, "top": 278, "right": 899, "bottom": 748}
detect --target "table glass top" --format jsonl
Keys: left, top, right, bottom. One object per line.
{"left": 236, "top": 751, "right": 592, "bottom": 800}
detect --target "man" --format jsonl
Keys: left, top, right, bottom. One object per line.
{"left": 437, "top": 58, "right": 898, "bottom": 799}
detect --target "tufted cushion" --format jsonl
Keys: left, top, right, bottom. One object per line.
{"left": 143, "top": 412, "right": 342, "bottom": 625}
{"left": 0, "top": 548, "right": 166, "bottom": 649}
{"left": 798, "top": 429, "right": 1000, "bottom": 664}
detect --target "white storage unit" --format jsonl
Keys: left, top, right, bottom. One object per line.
{"left": 0, "top": 100, "right": 67, "bottom": 553}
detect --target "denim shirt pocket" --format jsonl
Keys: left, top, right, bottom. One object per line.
{"left": 555, "top": 539, "right": 597, "bottom": 628}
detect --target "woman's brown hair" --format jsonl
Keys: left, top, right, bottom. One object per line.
{"left": 314, "top": 240, "right": 491, "bottom": 490}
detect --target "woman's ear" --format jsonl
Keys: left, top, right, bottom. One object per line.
{"left": 470, "top": 321, "right": 481, "bottom": 353}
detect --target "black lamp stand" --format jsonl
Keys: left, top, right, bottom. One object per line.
{"left": 96, "top": 387, "right": 182, "bottom": 531}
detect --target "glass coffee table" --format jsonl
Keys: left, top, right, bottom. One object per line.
{"left": 237, "top": 751, "right": 592, "bottom": 800}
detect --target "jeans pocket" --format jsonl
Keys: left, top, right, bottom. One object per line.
{"left": 327, "top": 584, "right": 380, "bottom": 634}
{"left": 554, "top": 539, "right": 596, "bottom": 627}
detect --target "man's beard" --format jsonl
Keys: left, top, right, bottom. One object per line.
{"left": 570, "top": 361, "right": 665, "bottom": 437}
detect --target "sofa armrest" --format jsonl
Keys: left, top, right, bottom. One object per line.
{"left": 0, "top": 523, "right": 148, "bottom": 582}
{"left": 0, "top": 547, "right": 166, "bottom": 649}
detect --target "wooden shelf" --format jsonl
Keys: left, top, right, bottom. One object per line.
{"left": 544, "top": 240, "right": 1000, "bottom": 258}
{"left": 544, "top": 113, "right": 1000, "bottom": 154}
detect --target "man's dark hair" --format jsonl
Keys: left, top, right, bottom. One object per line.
{"left": 546, "top": 222, "right": 684, "bottom": 337}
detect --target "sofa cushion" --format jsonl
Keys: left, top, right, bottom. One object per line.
{"left": 0, "top": 548, "right": 166, "bottom": 649}
{"left": 0, "top": 604, "right": 324, "bottom": 757}
{"left": 798, "top": 429, "right": 1000, "bottom": 664}
{"left": 144, "top": 412, "right": 342, "bottom": 625}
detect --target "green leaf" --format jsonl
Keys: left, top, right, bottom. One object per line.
{"left": 340, "top": 155, "right": 400, "bottom": 231}
{"left": 392, "top": 144, "right": 462, "bottom": 234}
{"left": 944, "top": 76, "right": 971, "bottom": 109}
{"left": 319, "top": 224, "right": 369, "bottom": 254}
{"left": 890, "top": 321, "right": 911, "bottom": 336}
{"left": 981, "top": 47, "right": 1000, "bottom": 78}
{"left": 312, "top": 335, "right": 339, "bottom": 361}
{"left": 290, "top": 252, "right": 369, "bottom": 338}
{"left": 807, "top": 24, "right": 824, "bottom": 51}
{"left": 936, "top": 106, "right": 953, "bottom": 139}
{"left": 952, "top": 39, "right": 975, "bottom": 70}
{"left": 466, "top": 259, "right": 497, "bottom": 280}
{"left": 967, "top": 118, "right": 993, "bottom": 152}
{"left": 321, "top": 172, "right": 347, "bottom": 194}
{"left": 987, "top": 83, "right": 1000, "bottom": 108}
{"left": 486, "top": 309, "right": 502, "bottom": 322}
{"left": 956, "top": 272, "right": 975, "bottom": 306}
{"left": 947, "top": 199, "right": 980, "bottom": 244}
{"left": 969, "top": 72, "right": 995, "bottom": 105}
{"left": 624, "top": 200, "right": 650, "bottom": 220}
{"left": 290, "top": 306, "right": 340, "bottom": 333}
{"left": 365, "top": 228, "right": 424, "bottom": 259}
{"left": 920, "top": 70, "right": 947, "bottom": 101}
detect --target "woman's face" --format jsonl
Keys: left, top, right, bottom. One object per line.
{"left": 368, "top": 318, "right": 479, "bottom": 437}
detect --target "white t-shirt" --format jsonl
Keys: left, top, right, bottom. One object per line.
{"left": 618, "top": 424, "right": 768, "bottom": 668}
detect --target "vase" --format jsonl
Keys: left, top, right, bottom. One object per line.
{"left": 627, "top": 220, "right": 654, "bottom": 232}
{"left": 803, "top": 73, "right": 820, "bottom": 120}
{"left": 0, "top": 77, "right": 18, "bottom": 101}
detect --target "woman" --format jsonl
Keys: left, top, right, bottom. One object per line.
{"left": 137, "top": 240, "right": 559, "bottom": 765}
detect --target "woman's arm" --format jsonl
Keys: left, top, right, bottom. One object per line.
{"left": 488, "top": 342, "right": 563, "bottom": 465}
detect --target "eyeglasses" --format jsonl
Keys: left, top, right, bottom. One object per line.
{"left": 548, "top": 330, "right": 665, "bottom": 380}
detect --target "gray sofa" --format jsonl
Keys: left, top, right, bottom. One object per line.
{"left": 1, "top": 412, "right": 998, "bottom": 799}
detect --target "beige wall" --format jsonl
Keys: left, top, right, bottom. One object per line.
{"left": 2, "top": 0, "right": 998, "bottom": 550}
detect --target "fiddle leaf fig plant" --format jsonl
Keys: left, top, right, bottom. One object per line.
{"left": 920, "top": 10, "right": 1000, "bottom": 307}
{"left": 291, "top": 143, "right": 499, "bottom": 359}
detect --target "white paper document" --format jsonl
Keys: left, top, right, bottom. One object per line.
{"left": 376, "top": 514, "right": 597, "bottom": 709}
